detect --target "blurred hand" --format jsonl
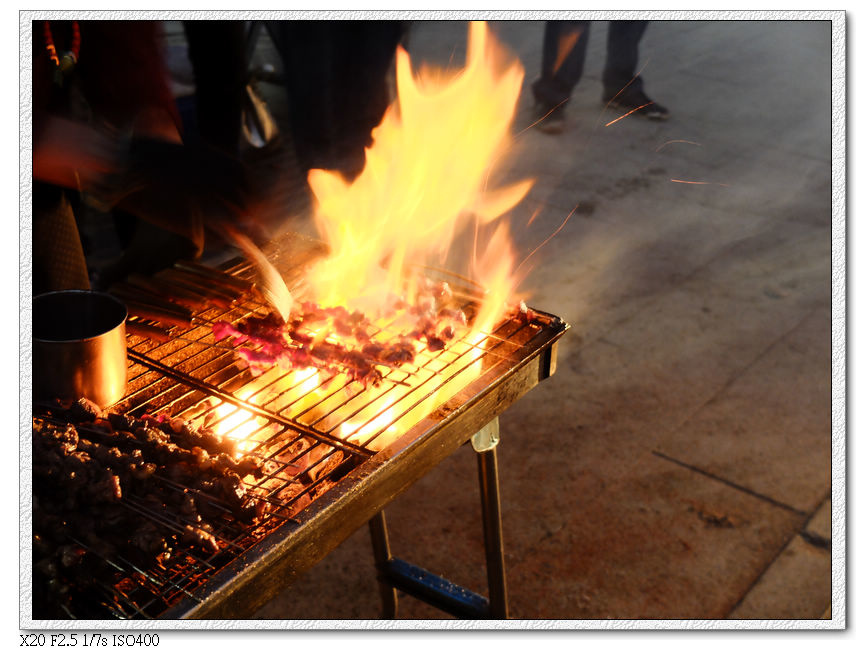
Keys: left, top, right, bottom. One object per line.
{"left": 33, "top": 117, "right": 124, "bottom": 195}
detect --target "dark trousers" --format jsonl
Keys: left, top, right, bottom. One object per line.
{"left": 532, "top": 20, "right": 648, "bottom": 108}
{"left": 267, "top": 21, "right": 404, "bottom": 176}
{"left": 183, "top": 21, "right": 248, "bottom": 155}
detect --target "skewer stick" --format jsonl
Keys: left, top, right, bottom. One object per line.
{"left": 211, "top": 224, "right": 293, "bottom": 322}
{"left": 174, "top": 260, "right": 255, "bottom": 292}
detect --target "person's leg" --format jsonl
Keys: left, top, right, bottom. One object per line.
{"left": 602, "top": 21, "right": 669, "bottom": 120}
{"left": 269, "top": 20, "right": 402, "bottom": 177}
{"left": 183, "top": 21, "right": 247, "bottom": 155}
{"left": 532, "top": 21, "right": 591, "bottom": 109}
{"left": 268, "top": 21, "right": 340, "bottom": 173}
{"left": 330, "top": 21, "right": 404, "bottom": 178}
{"left": 602, "top": 20, "right": 647, "bottom": 99}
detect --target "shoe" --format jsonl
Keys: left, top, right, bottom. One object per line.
{"left": 603, "top": 88, "right": 670, "bottom": 121}
{"left": 533, "top": 102, "right": 566, "bottom": 134}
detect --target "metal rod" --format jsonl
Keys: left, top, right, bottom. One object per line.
{"left": 126, "top": 348, "right": 372, "bottom": 457}
{"left": 379, "top": 559, "right": 490, "bottom": 619}
{"left": 323, "top": 318, "right": 520, "bottom": 447}
{"left": 368, "top": 511, "right": 399, "bottom": 618}
{"left": 476, "top": 444, "right": 509, "bottom": 619}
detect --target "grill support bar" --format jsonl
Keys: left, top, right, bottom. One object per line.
{"left": 368, "top": 511, "right": 399, "bottom": 618}
{"left": 368, "top": 417, "right": 508, "bottom": 619}
{"left": 375, "top": 558, "right": 491, "bottom": 619}
{"left": 477, "top": 442, "right": 508, "bottom": 618}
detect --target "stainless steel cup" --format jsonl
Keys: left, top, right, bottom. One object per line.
{"left": 33, "top": 290, "right": 128, "bottom": 408}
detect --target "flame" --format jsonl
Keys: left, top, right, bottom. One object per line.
{"left": 211, "top": 388, "right": 261, "bottom": 456}
{"left": 213, "top": 22, "right": 533, "bottom": 453}
{"left": 305, "top": 21, "right": 530, "bottom": 315}
{"left": 472, "top": 220, "right": 518, "bottom": 334}
{"left": 340, "top": 398, "right": 398, "bottom": 446}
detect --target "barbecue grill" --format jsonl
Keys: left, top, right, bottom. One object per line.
{"left": 31, "top": 233, "right": 568, "bottom": 621}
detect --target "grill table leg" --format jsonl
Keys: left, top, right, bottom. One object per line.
{"left": 369, "top": 511, "right": 399, "bottom": 619}
{"left": 472, "top": 418, "right": 509, "bottom": 619}
{"left": 366, "top": 418, "right": 509, "bottom": 619}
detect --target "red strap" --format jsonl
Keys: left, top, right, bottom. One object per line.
{"left": 43, "top": 21, "right": 80, "bottom": 66}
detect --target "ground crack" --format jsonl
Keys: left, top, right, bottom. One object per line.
{"left": 799, "top": 530, "right": 831, "bottom": 551}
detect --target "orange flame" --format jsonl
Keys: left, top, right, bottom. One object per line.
{"left": 305, "top": 21, "right": 531, "bottom": 317}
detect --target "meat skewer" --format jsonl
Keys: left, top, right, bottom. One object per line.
{"left": 126, "top": 273, "right": 212, "bottom": 311}
{"left": 154, "top": 268, "right": 242, "bottom": 305}
{"left": 108, "top": 284, "right": 195, "bottom": 324}
{"left": 174, "top": 260, "right": 255, "bottom": 293}
{"left": 120, "top": 300, "right": 193, "bottom": 328}
{"left": 125, "top": 320, "right": 172, "bottom": 341}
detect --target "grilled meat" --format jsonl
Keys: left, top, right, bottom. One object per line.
{"left": 212, "top": 282, "right": 470, "bottom": 384}
{"left": 32, "top": 407, "right": 275, "bottom": 618}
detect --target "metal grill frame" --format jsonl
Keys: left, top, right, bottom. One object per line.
{"left": 31, "top": 247, "right": 567, "bottom": 620}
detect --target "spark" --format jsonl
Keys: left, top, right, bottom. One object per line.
{"left": 552, "top": 30, "right": 583, "bottom": 75}
{"left": 471, "top": 214, "right": 480, "bottom": 279}
{"left": 526, "top": 206, "right": 542, "bottom": 228}
{"left": 515, "top": 99, "right": 569, "bottom": 139}
{"left": 605, "top": 103, "right": 653, "bottom": 127}
{"left": 513, "top": 203, "right": 576, "bottom": 284}
{"left": 595, "top": 59, "right": 652, "bottom": 131}
{"left": 448, "top": 45, "right": 459, "bottom": 68}
{"left": 656, "top": 140, "right": 702, "bottom": 152}
{"left": 670, "top": 179, "right": 730, "bottom": 187}
{"left": 602, "top": 59, "right": 650, "bottom": 109}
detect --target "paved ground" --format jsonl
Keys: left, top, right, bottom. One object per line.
{"left": 163, "top": 19, "right": 834, "bottom": 622}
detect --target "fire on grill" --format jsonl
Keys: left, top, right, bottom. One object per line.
{"left": 31, "top": 21, "right": 569, "bottom": 620}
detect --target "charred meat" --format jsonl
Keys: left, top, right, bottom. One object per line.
{"left": 32, "top": 398, "right": 275, "bottom": 619}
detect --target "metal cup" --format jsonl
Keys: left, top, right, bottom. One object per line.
{"left": 33, "top": 290, "right": 128, "bottom": 408}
